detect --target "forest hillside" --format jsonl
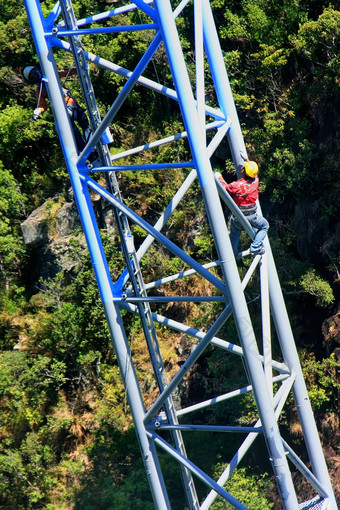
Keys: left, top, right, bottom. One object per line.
{"left": 0, "top": 0, "right": 339, "bottom": 509}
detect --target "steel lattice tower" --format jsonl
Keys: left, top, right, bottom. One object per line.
{"left": 23, "top": 0, "right": 337, "bottom": 508}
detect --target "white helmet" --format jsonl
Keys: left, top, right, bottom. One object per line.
{"left": 23, "top": 66, "right": 42, "bottom": 84}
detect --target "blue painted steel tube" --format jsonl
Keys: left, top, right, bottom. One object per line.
{"left": 23, "top": 1, "right": 171, "bottom": 507}
{"left": 201, "top": 376, "right": 296, "bottom": 509}
{"left": 143, "top": 259, "right": 218, "bottom": 291}
{"left": 153, "top": 1, "right": 299, "bottom": 508}
{"left": 150, "top": 424, "right": 262, "bottom": 433}
{"left": 121, "top": 301, "right": 290, "bottom": 375}
{"left": 76, "top": 0, "right": 155, "bottom": 27}
{"left": 266, "top": 248, "right": 338, "bottom": 508}
{"left": 195, "top": 0, "right": 205, "bottom": 134}
{"left": 202, "top": 1, "right": 336, "bottom": 504}
{"left": 125, "top": 296, "right": 228, "bottom": 302}
{"left": 51, "top": 37, "right": 226, "bottom": 121}
{"left": 83, "top": 174, "right": 228, "bottom": 294}
{"left": 128, "top": 0, "right": 156, "bottom": 20}
{"left": 110, "top": 120, "right": 223, "bottom": 162}
{"left": 282, "top": 440, "right": 329, "bottom": 499}
{"left": 78, "top": 32, "right": 162, "bottom": 161}
{"left": 203, "top": 0, "right": 336, "bottom": 499}
{"left": 86, "top": 162, "right": 194, "bottom": 172}
{"left": 143, "top": 305, "right": 232, "bottom": 424}
{"left": 137, "top": 169, "right": 197, "bottom": 261}
{"left": 149, "top": 431, "right": 249, "bottom": 510}
{"left": 202, "top": 0, "right": 247, "bottom": 174}
{"left": 48, "top": 23, "right": 157, "bottom": 37}
{"left": 177, "top": 374, "right": 288, "bottom": 418}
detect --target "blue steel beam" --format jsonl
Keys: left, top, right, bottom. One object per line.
{"left": 201, "top": 0, "right": 337, "bottom": 505}
{"left": 153, "top": 1, "right": 299, "bottom": 508}
{"left": 23, "top": 0, "right": 171, "bottom": 507}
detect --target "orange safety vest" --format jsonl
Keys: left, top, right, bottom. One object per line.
{"left": 37, "top": 83, "right": 78, "bottom": 112}
{"left": 63, "top": 88, "right": 77, "bottom": 109}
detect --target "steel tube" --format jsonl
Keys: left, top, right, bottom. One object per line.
{"left": 23, "top": 1, "right": 171, "bottom": 507}
{"left": 49, "top": 23, "right": 157, "bottom": 37}
{"left": 201, "top": 376, "right": 295, "bottom": 509}
{"left": 266, "top": 247, "right": 338, "bottom": 508}
{"left": 149, "top": 432, "right": 249, "bottom": 510}
{"left": 154, "top": 1, "right": 299, "bottom": 506}
{"left": 120, "top": 302, "right": 290, "bottom": 374}
{"left": 83, "top": 174, "right": 228, "bottom": 294}
{"left": 51, "top": 38, "right": 226, "bottom": 121}
{"left": 78, "top": 32, "right": 163, "bottom": 161}
{"left": 202, "top": 0, "right": 247, "bottom": 173}
{"left": 260, "top": 254, "right": 273, "bottom": 398}
{"left": 143, "top": 305, "right": 232, "bottom": 423}
{"left": 177, "top": 374, "right": 289, "bottom": 417}
{"left": 144, "top": 260, "right": 218, "bottom": 290}
{"left": 137, "top": 169, "right": 198, "bottom": 261}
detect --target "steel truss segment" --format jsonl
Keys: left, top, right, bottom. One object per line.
{"left": 121, "top": 301, "right": 291, "bottom": 376}
{"left": 108, "top": 122, "right": 208, "bottom": 161}
{"left": 177, "top": 373, "right": 290, "bottom": 418}
{"left": 82, "top": 173, "right": 228, "bottom": 294}
{"left": 150, "top": 370, "right": 298, "bottom": 509}
{"left": 51, "top": 36, "right": 227, "bottom": 121}
{"left": 201, "top": 373, "right": 296, "bottom": 508}
{"left": 149, "top": 430, "right": 250, "bottom": 510}
{"left": 23, "top": 0, "right": 338, "bottom": 508}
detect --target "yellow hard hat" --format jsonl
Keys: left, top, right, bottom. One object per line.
{"left": 243, "top": 160, "right": 258, "bottom": 178}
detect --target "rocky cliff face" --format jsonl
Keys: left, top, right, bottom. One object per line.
{"left": 20, "top": 193, "right": 115, "bottom": 285}
{"left": 322, "top": 304, "right": 340, "bottom": 360}
{"left": 21, "top": 196, "right": 82, "bottom": 283}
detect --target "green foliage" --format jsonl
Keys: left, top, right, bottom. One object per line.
{"left": 0, "top": 351, "right": 68, "bottom": 508}
{"left": 0, "top": 433, "right": 57, "bottom": 508}
{"left": 0, "top": 163, "right": 25, "bottom": 283}
{"left": 194, "top": 230, "right": 215, "bottom": 259}
{"left": 302, "top": 353, "right": 340, "bottom": 412}
{"left": 0, "top": 102, "right": 66, "bottom": 204}
{"left": 211, "top": 466, "right": 274, "bottom": 509}
{"left": 299, "top": 268, "right": 335, "bottom": 307}
{"left": 219, "top": 0, "right": 307, "bottom": 47}
{"left": 0, "top": 351, "right": 66, "bottom": 432}
{"left": 74, "top": 425, "right": 155, "bottom": 510}
{"left": 0, "top": 10, "right": 34, "bottom": 69}
{"left": 291, "top": 7, "right": 340, "bottom": 83}
{"left": 95, "top": 364, "right": 130, "bottom": 430}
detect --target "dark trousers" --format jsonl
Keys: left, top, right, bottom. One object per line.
{"left": 67, "top": 104, "right": 90, "bottom": 154}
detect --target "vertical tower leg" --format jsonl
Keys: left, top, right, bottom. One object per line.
{"left": 200, "top": 2, "right": 337, "bottom": 507}
{"left": 153, "top": 1, "right": 300, "bottom": 508}
{"left": 267, "top": 252, "right": 338, "bottom": 510}
{"left": 23, "top": 1, "right": 171, "bottom": 507}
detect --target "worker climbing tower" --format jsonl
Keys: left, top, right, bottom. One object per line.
{"left": 23, "top": 0, "right": 337, "bottom": 508}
